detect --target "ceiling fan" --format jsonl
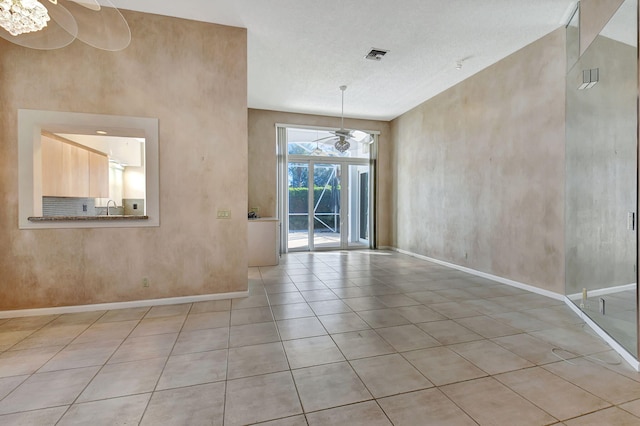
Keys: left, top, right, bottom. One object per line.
{"left": 313, "top": 85, "right": 372, "bottom": 154}
{"left": 0, "top": 0, "right": 130, "bottom": 51}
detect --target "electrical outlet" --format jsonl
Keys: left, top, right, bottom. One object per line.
{"left": 143, "top": 278, "right": 149, "bottom": 288}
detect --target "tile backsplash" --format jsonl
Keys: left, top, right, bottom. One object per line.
{"left": 123, "top": 198, "right": 145, "bottom": 216}
{"left": 43, "top": 197, "right": 144, "bottom": 217}
{"left": 43, "top": 197, "right": 95, "bottom": 217}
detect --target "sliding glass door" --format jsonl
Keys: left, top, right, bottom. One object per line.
{"left": 281, "top": 126, "right": 375, "bottom": 252}
{"left": 287, "top": 162, "right": 310, "bottom": 250}
{"left": 313, "top": 163, "right": 342, "bottom": 249}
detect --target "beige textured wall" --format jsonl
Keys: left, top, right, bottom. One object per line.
{"left": 0, "top": 11, "right": 248, "bottom": 310}
{"left": 390, "top": 29, "right": 566, "bottom": 293}
{"left": 580, "top": 0, "right": 626, "bottom": 54}
{"left": 248, "top": 109, "right": 392, "bottom": 247}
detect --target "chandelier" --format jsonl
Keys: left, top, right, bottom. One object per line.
{"left": 0, "top": 0, "right": 130, "bottom": 51}
{"left": 0, "top": 0, "right": 50, "bottom": 36}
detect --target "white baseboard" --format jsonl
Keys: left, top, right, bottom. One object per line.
{"left": 0, "top": 291, "right": 249, "bottom": 319}
{"left": 384, "top": 247, "right": 639, "bottom": 371}
{"left": 389, "top": 247, "right": 564, "bottom": 301}
{"left": 564, "top": 297, "right": 640, "bottom": 371}
{"left": 567, "top": 283, "right": 637, "bottom": 301}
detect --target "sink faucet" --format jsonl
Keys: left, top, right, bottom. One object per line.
{"left": 106, "top": 200, "right": 117, "bottom": 216}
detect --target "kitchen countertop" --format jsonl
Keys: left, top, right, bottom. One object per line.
{"left": 248, "top": 217, "right": 279, "bottom": 222}
{"left": 28, "top": 215, "right": 149, "bottom": 222}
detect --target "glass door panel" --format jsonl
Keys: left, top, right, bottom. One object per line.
{"left": 360, "top": 172, "right": 369, "bottom": 241}
{"left": 288, "top": 162, "right": 309, "bottom": 250}
{"left": 313, "top": 163, "right": 341, "bottom": 249}
{"left": 348, "top": 164, "right": 369, "bottom": 247}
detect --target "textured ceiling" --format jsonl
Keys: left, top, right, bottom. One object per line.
{"left": 111, "top": 0, "right": 578, "bottom": 120}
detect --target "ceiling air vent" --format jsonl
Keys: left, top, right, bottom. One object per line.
{"left": 365, "top": 48, "right": 389, "bottom": 61}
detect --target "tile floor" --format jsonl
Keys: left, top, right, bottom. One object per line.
{"left": 1, "top": 250, "right": 640, "bottom": 425}
{"left": 581, "top": 289, "right": 637, "bottom": 357}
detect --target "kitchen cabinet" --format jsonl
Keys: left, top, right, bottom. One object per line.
{"left": 89, "top": 151, "right": 109, "bottom": 198}
{"left": 41, "top": 136, "right": 63, "bottom": 197}
{"left": 62, "top": 140, "right": 89, "bottom": 197}
{"left": 41, "top": 134, "right": 109, "bottom": 198}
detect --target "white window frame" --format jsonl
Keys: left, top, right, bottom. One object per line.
{"left": 276, "top": 124, "right": 378, "bottom": 252}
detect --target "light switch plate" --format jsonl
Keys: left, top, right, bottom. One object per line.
{"left": 217, "top": 209, "right": 231, "bottom": 219}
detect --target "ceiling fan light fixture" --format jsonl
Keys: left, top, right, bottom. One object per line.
{"left": 334, "top": 137, "right": 350, "bottom": 153}
{"left": 0, "top": 0, "right": 50, "bottom": 36}
{"left": 309, "top": 85, "right": 368, "bottom": 155}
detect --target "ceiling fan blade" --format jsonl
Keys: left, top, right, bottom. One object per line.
{"left": 359, "top": 134, "right": 374, "bottom": 144}
{"left": 347, "top": 132, "right": 373, "bottom": 145}
{"left": 351, "top": 130, "right": 369, "bottom": 141}
{"left": 312, "top": 136, "right": 337, "bottom": 143}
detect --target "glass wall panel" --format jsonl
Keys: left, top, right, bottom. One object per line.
{"left": 565, "top": 0, "right": 638, "bottom": 356}
{"left": 566, "top": 4, "right": 580, "bottom": 70}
